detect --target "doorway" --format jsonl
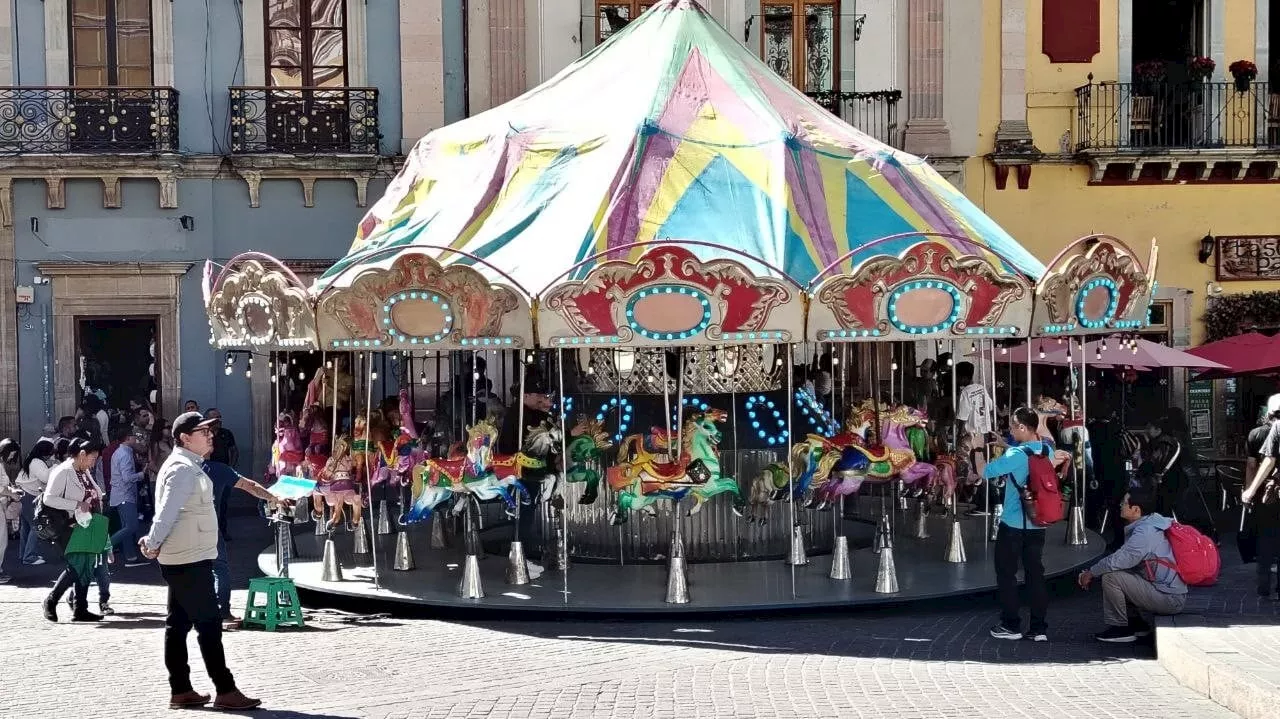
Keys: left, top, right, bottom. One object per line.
{"left": 1133, "top": 0, "right": 1205, "bottom": 73}
{"left": 77, "top": 317, "right": 159, "bottom": 415}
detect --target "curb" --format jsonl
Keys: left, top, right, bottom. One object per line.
{"left": 1156, "top": 616, "right": 1280, "bottom": 719}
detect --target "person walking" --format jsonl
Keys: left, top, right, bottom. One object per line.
{"left": 15, "top": 440, "right": 55, "bottom": 566}
{"left": 40, "top": 436, "right": 108, "bottom": 622}
{"left": 200, "top": 460, "right": 287, "bottom": 626}
{"left": 1244, "top": 394, "right": 1280, "bottom": 599}
{"left": 139, "top": 412, "right": 260, "bottom": 711}
{"left": 984, "top": 406, "right": 1052, "bottom": 642}
{"left": 108, "top": 428, "right": 149, "bottom": 567}
{"left": 0, "top": 438, "right": 21, "bottom": 583}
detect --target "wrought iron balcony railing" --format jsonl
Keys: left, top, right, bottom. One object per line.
{"left": 229, "top": 86, "right": 380, "bottom": 154}
{"left": 806, "top": 90, "right": 903, "bottom": 148}
{"left": 1074, "top": 78, "right": 1280, "bottom": 151}
{"left": 0, "top": 86, "right": 179, "bottom": 153}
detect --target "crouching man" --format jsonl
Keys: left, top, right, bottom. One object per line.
{"left": 1077, "top": 489, "right": 1187, "bottom": 643}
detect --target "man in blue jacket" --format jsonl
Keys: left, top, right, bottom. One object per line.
{"left": 1078, "top": 489, "right": 1187, "bottom": 642}
{"left": 984, "top": 406, "right": 1051, "bottom": 642}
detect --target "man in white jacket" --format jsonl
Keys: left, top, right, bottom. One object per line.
{"left": 139, "top": 413, "right": 260, "bottom": 712}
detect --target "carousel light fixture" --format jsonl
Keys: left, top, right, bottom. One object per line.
{"left": 419, "top": 370, "right": 427, "bottom": 386}
{"left": 460, "top": 337, "right": 516, "bottom": 347}
{"left": 888, "top": 280, "right": 962, "bottom": 335}
{"left": 624, "top": 285, "right": 713, "bottom": 342}
{"left": 1038, "top": 346, "right": 1045, "bottom": 359}
{"left": 383, "top": 292, "right": 453, "bottom": 345}
{"left": 1076, "top": 277, "right": 1119, "bottom": 329}
{"left": 794, "top": 387, "right": 838, "bottom": 436}
{"left": 596, "top": 397, "right": 634, "bottom": 441}
{"left": 746, "top": 395, "right": 789, "bottom": 446}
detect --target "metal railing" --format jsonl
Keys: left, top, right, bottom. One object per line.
{"left": 1074, "top": 79, "right": 1280, "bottom": 151}
{"left": 229, "top": 86, "right": 380, "bottom": 154}
{"left": 806, "top": 90, "right": 902, "bottom": 148}
{"left": 0, "top": 86, "right": 179, "bottom": 153}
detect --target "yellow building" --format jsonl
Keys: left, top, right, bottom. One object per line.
{"left": 969, "top": 0, "right": 1280, "bottom": 445}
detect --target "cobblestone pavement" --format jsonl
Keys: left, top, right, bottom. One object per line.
{"left": 0, "top": 503, "right": 1240, "bottom": 719}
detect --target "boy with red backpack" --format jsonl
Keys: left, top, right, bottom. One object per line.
{"left": 1078, "top": 489, "right": 1196, "bottom": 643}
{"left": 985, "top": 406, "right": 1057, "bottom": 642}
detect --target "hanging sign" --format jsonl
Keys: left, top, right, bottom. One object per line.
{"left": 1216, "top": 236, "right": 1280, "bottom": 281}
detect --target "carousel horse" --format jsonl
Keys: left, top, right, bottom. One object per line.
{"left": 843, "top": 403, "right": 935, "bottom": 485}
{"left": 299, "top": 404, "right": 330, "bottom": 480}
{"left": 777, "top": 434, "right": 874, "bottom": 510}
{"left": 405, "top": 419, "right": 532, "bottom": 523}
{"left": 745, "top": 463, "right": 789, "bottom": 524}
{"left": 268, "top": 411, "right": 305, "bottom": 483}
{"left": 1032, "top": 395, "right": 1076, "bottom": 471}
{"left": 873, "top": 404, "right": 941, "bottom": 489}
{"left": 520, "top": 418, "right": 564, "bottom": 501}
{"left": 606, "top": 408, "right": 742, "bottom": 524}
{"left": 313, "top": 435, "right": 362, "bottom": 529}
{"left": 565, "top": 416, "right": 612, "bottom": 505}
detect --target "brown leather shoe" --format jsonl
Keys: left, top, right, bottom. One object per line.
{"left": 169, "top": 691, "right": 211, "bottom": 709}
{"left": 212, "top": 690, "right": 261, "bottom": 711}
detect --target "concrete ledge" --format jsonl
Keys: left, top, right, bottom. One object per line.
{"left": 1157, "top": 616, "right": 1280, "bottom": 719}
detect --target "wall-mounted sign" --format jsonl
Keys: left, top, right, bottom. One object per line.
{"left": 1216, "top": 235, "right": 1280, "bottom": 281}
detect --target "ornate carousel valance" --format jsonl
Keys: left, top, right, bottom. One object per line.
{"left": 1030, "top": 235, "right": 1158, "bottom": 338}
{"left": 537, "top": 245, "right": 804, "bottom": 348}
{"left": 205, "top": 254, "right": 317, "bottom": 351}
{"left": 806, "top": 239, "right": 1035, "bottom": 343}
{"left": 315, "top": 252, "right": 534, "bottom": 351}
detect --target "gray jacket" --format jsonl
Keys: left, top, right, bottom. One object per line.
{"left": 1089, "top": 513, "right": 1188, "bottom": 595}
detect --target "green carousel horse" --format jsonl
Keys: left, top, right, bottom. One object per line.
{"left": 605, "top": 408, "right": 742, "bottom": 525}
{"left": 565, "top": 416, "right": 613, "bottom": 504}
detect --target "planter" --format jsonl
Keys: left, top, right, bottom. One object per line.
{"left": 1233, "top": 74, "right": 1255, "bottom": 93}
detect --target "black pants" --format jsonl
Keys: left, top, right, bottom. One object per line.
{"left": 1256, "top": 502, "right": 1280, "bottom": 595}
{"left": 994, "top": 524, "right": 1048, "bottom": 633}
{"left": 48, "top": 567, "right": 89, "bottom": 611}
{"left": 160, "top": 560, "right": 237, "bottom": 696}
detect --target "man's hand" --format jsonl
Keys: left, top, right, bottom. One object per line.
{"left": 139, "top": 538, "right": 159, "bottom": 560}
{"left": 1243, "top": 487, "right": 1257, "bottom": 505}
{"left": 1078, "top": 570, "right": 1094, "bottom": 590}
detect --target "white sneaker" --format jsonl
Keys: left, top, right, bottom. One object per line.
{"left": 23, "top": 557, "right": 45, "bottom": 566}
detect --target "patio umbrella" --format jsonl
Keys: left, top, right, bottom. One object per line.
{"left": 1186, "top": 332, "right": 1280, "bottom": 379}
{"left": 971, "top": 337, "right": 1226, "bottom": 371}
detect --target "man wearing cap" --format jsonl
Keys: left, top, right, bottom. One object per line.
{"left": 138, "top": 412, "right": 261, "bottom": 711}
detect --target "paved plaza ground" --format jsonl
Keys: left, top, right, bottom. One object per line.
{"left": 0, "top": 500, "right": 1253, "bottom": 719}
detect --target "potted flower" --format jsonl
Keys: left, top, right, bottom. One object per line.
{"left": 1230, "top": 59, "right": 1258, "bottom": 92}
{"left": 1134, "top": 60, "right": 1166, "bottom": 95}
{"left": 1187, "top": 55, "right": 1216, "bottom": 84}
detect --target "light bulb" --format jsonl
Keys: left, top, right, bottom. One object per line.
{"left": 891, "top": 362, "right": 898, "bottom": 371}
{"left": 224, "top": 353, "right": 233, "bottom": 365}
{"left": 325, "top": 360, "right": 333, "bottom": 370}
{"left": 1101, "top": 340, "right": 1108, "bottom": 351}
{"left": 371, "top": 371, "right": 378, "bottom": 380}
{"left": 245, "top": 369, "right": 252, "bottom": 378}
{"left": 1095, "top": 351, "right": 1102, "bottom": 361}
{"left": 298, "top": 371, "right": 305, "bottom": 381}
{"left": 970, "top": 342, "right": 977, "bottom": 353}
{"left": 419, "top": 373, "right": 427, "bottom": 386}
{"left": 946, "top": 358, "right": 953, "bottom": 366}
{"left": 586, "top": 366, "right": 595, "bottom": 375}
{"left": 224, "top": 365, "right": 232, "bottom": 376}
{"left": 290, "top": 357, "right": 297, "bottom": 365}
{"left": 270, "top": 374, "right": 277, "bottom": 384}
{"left": 1038, "top": 349, "right": 1045, "bottom": 359}
{"left": 1000, "top": 346, "right": 1007, "bottom": 355}
{"left": 248, "top": 356, "right": 254, "bottom": 365}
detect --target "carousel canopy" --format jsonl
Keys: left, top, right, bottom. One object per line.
{"left": 316, "top": 0, "right": 1044, "bottom": 302}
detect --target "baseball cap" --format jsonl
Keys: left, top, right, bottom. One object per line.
{"left": 172, "top": 411, "right": 217, "bottom": 439}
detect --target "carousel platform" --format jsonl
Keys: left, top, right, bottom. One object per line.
{"left": 260, "top": 514, "right": 1106, "bottom": 615}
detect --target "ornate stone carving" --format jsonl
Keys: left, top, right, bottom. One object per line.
{"left": 45, "top": 176, "right": 65, "bottom": 209}
{"left": 101, "top": 175, "right": 121, "bottom": 208}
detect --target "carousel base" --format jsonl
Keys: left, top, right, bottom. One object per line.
{"left": 259, "top": 517, "right": 1106, "bottom": 615}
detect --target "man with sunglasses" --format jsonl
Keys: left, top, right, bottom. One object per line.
{"left": 139, "top": 412, "right": 261, "bottom": 712}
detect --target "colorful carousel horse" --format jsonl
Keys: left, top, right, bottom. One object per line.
{"left": 565, "top": 416, "right": 612, "bottom": 505}
{"left": 605, "top": 408, "right": 741, "bottom": 524}
{"left": 312, "top": 435, "right": 362, "bottom": 530}
{"left": 404, "top": 419, "right": 534, "bottom": 523}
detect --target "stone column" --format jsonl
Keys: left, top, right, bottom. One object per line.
{"left": 994, "top": 0, "right": 1036, "bottom": 154}
{"left": 903, "top": 0, "right": 951, "bottom": 155}
{"left": 0, "top": 179, "right": 15, "bottom": 439}
{"left": 400, "top": 0, "right": 446, "bottom": 154}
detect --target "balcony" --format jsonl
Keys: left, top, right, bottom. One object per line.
{"left": 0, "top": 86, "right": 179, "bottom": 153}
{"left": 807, "top": 90, "right": 903, "bottom": 148}
{"left": 1074, "top": 79, "right": 1280, "bottom": 152}
{"left": 229, "top": 87, "right": 380, "bottom": 154}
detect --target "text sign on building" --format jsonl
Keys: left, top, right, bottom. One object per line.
{"left": 1216, "top": 236, "right": 1280, "bottom": 281}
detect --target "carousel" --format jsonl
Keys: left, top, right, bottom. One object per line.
{"left": 203, "top": 0, "right": 1158, "bottom": 612}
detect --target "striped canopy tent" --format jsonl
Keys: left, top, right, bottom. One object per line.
{"left": 315, "top": 0, "right": 1048, "bottom": 348}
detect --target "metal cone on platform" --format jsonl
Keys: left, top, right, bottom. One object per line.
{"left": 352, "top": 519, "right": 371, "bottom": 555}
{"left": 1066, "top": 504, "right": 1088, "bottom": 545}
{"left": 314, "top": 507, "right": 328, "bottom": 535}
{"left": 829, "top": 535, "right": 852, "bottom": 580}
{"left": 506, "top": 541, "right": 531, "bottom": 585}
{"left": 945, "top": 518, "right": 967, "bottom": 563}
{"left": 665, "top": 536, "right": 689, "bottom": 604}
{"left": 874, "top": 521, "right": 899, "bottom": 593}
{"left": 458, "top": 553, "right": 484, "bottom": 599}
{"left": 430, "top": 514, "right": 447, "bottom": 549}
{"left": 785, "top": 524, "right": 809, "bottom": 566}
{"left": 990, "top": 503, "right": 1004, "bottom": 541}
{"left": 320, "top": 537, "right": 343, "bottom": 582}
{"left": 392, "top": 530, "right": 415, "bottom": 571}
{"left": 872, "top": 514, "right": 888, "bottom": 554}
{"left": 911, "top": 500, "right": 930, "bottom": 539}
{"left": 376, "top": 500, "right": 393, "bottom": 535}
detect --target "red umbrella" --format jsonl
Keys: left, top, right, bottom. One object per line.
{"left": 1187, "top": 332, "right": 1280, "bottom": 379}
{"left": 971, "top": 337, "right": 1225, "bottom": 371}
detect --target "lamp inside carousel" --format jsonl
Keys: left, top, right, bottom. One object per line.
{"left": 201, "top": 0, "right": 1160, "bottom": 611}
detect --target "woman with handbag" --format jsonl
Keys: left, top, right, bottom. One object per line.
{"left": 38, "top": 436, "right": 109, "bottom": 622}
{"left": 1244, "top": 394, "right": 1280, "bottom": 599}
{"left": 0, "top": 438, "right": 21, "bottom": 583}
{"left": 15, "top": 439, "right": 54, "bottom": 566}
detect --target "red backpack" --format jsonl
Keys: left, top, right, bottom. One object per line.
{"left": 1015, "top": 446, "right": 1065, "bottom": 526}
{"left": 1149, "top": 522, "right": 1220, "bottom": 587}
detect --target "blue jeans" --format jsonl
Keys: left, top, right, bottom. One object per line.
{"left": 18, "top": 494, "right": 43, "bottom": 563}
{"left": 108, "top": 501, "right": 140, "bottom": 560}
{"left": 212, "top": 536, "right": 231, "bottom": 618}
{"left": 94, "top": 554, "right": 110, "bottom": 604}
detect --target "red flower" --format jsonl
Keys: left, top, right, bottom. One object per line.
{"left": 1187, "top": 56, "right": 1216, "bottom": 77}
{"left": 1230, "top": 59, "right": 1258, "bottom": 77}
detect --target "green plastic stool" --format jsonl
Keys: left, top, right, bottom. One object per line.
{"left": 242, "top": 577, "right": 305, "bottom": 631}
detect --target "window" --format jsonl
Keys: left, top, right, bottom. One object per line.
{"left": 761, "top": 0, "right": 838, "bottom": 93}
{"left": 69, "top": 0, "right": 153, "bottom": 87}
{"left": 595, "top": 2, "right": 657, "bottom": 43}
{"left": 266, "top": 0, "right": 348, "bottom": 87}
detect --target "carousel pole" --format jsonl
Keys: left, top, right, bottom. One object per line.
{"left": 873, "top": 343, "right": 898, "bottom": 594}
{"left": 666, "top": 348, "right": 690, "bottom": 604}
{"left": 944, "top": 340, "right": 966, "bottom": 563}
{"left": 361, "top": 353, "right": 382, "bottom": 586}
{"left": 1067, "top": 340, "right": 1089, "bottom": 545}
{"left": 507, "top": 358, "right": 530, "bottom": 585}
{"left": 829, "top": 343, "right": 851, "bottom": 580}
{"left": 555, "top": 349, "right": 570, "bottom": 604}
{"left": 784, "top": 344, "right": 804, "bottom": 597}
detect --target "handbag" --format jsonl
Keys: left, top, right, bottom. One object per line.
{"left": 34, "top": 499, "right": 72, "bottom": 545}
{"left": 1239, "top": 504, "right": 1259, "bottom": 564}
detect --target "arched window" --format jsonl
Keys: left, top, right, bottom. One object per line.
{"left": 69, "top": 0, "right": 153, "bottom": 86}
{"left": 761, "top": 0, "right": 839, "bottom": 92}
{"left": 265, "top": 0, "right": 348, "bottom": 87}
